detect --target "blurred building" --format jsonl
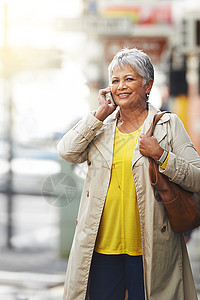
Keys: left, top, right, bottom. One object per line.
{"left": 0, "top": 0, "right": 200, "bottom": 258}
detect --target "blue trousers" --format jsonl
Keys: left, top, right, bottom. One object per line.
{"left": 89, "top": 252, "right": 145, "bottom": 300}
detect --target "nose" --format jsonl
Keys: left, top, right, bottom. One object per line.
{"left": 117, "top": 80, "right": 126, "bottom": 90}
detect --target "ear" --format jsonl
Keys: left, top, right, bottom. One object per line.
{"left": 145, "top": 79, "right": 153, "bottom": 94}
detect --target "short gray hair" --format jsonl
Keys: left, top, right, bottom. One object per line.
{"left": 108, "top": 48, "right": 154, "bottom": 85}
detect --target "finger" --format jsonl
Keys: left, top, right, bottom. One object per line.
{"left": 99, "top": 87, "right": 111, "bottom": 95}
{"left": 140, "top": 133, "right": 147, "bottom": 137}
{"left": 104, "top": 86, "right": 111, "bottom": 93}
{"left": 107, "top": 98, "right": 111, "bottom": 104}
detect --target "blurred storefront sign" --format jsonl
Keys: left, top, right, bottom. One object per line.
{"left": 100, "top": 3, "right": 172, "bottom": 26}
{"left": 55, "top": 16, "right": 132, "bottom": 35}
{"left": 103, "top": 36, "right": 168, "bottom": 65}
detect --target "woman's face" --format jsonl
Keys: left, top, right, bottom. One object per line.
{"left": 110, "top": 64, "right": 150, "bottom": 109}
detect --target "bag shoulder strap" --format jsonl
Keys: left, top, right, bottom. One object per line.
{"left": 146, "top": 111, "right": 169, "bottom": 137}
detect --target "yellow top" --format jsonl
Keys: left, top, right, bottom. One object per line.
{"left": 160, "top": 152, "right": 169, "bottom": 169}
{"left": 95, "top": 126, "right": 143, "bottom": 255}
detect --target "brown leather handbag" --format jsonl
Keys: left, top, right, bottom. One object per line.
{"left": 147, "top": 112, "right": 200, "bottom": 233}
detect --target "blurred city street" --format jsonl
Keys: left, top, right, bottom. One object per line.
{"left": 0, "top": 0, "right": 200, "bottom": 299}
{"left": 0, "top": 192, "right": 67, "bottom": 300}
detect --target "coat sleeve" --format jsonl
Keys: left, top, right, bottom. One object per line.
{"left": 57, "top": 112, "right": 103, "bottom": 164}
{"left": 159, "top": 114, "right": 200, "bottom": 193}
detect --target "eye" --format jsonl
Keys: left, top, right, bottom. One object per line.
{"left": 111, "top": 79, "right": 119, "bottom": 84}
{"left": 126, "top": 77, "right": 134, "bottom": 81}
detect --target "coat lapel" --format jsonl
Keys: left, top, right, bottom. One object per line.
{"left": 92, "top": 111, "right": 118, "bottom": 169}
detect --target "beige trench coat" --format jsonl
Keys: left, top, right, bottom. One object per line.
{"left": 57, "top": 103, "right": 200, "bottom": 300}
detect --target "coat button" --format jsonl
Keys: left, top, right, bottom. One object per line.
{"left": 86, "top": 191, "right": 89, "bottom": 197}
{"left": 161, "top": 225, "right": 166, "bottom": 233}
{"left": 87, "top": 161, "right": 91, "bottom": 166}
{"left": 76, "top": 219, "right": 78, "bottom": 226}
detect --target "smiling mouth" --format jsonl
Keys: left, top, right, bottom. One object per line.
{"left": 117, "top": 93, "right": 131, "bottom": 98}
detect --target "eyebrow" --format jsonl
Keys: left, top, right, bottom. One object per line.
{"left": 111, "top": 73, "right": 135, "bottom": 79}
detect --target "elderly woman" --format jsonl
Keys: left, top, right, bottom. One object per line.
{"left": 57, "top": 48, "right": 200, "bottom": 300}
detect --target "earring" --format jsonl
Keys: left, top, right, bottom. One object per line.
{"left": 145, "top": 93, "right": 149, "bottom": 109}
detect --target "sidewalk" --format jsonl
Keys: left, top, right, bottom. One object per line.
{"left": 0, "top": 247, "right": 67, "bottom": 300}
{"left": 0, "top": 192, "right": 67, "bottom": 299}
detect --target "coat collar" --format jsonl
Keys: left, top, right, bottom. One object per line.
{"left": 92, "top": 103, "right": 170, "bottom": 169}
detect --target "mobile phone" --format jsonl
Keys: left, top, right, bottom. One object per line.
{"left": 108, "top": 92, "right": 117, "bottom": 107}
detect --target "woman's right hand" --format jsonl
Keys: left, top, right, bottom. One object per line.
{"left": 94, "top": 87, "right": 117, "bottom": 122}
